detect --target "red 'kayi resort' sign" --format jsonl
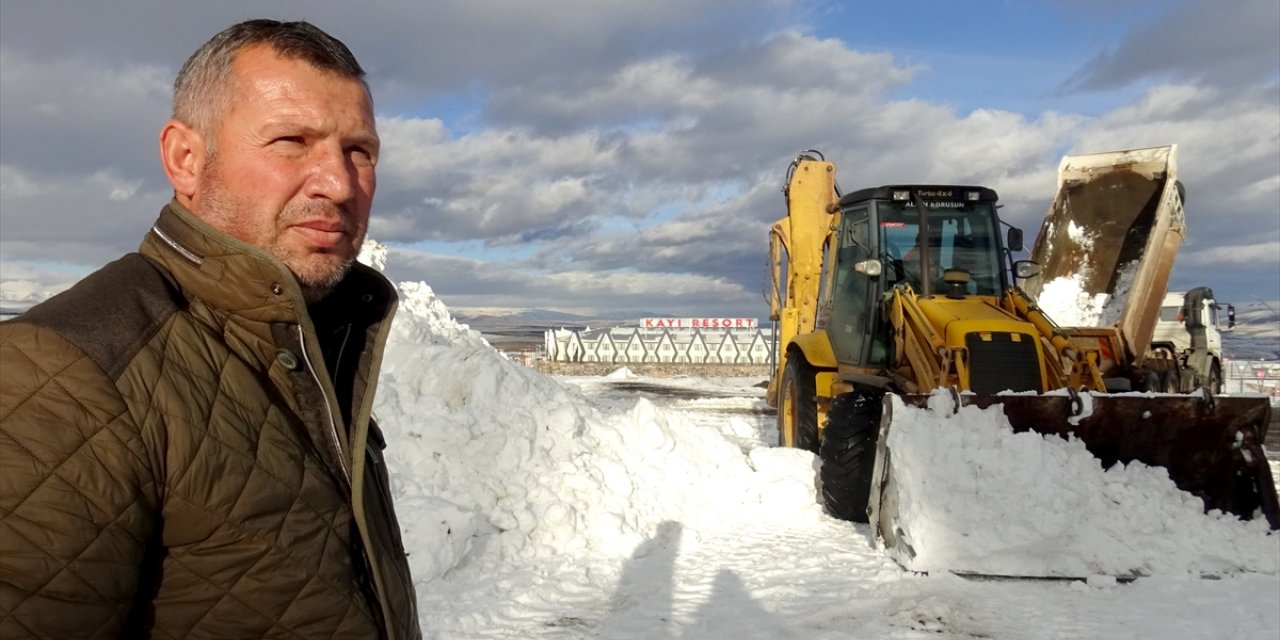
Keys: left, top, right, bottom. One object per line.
{"left": 641, "top": 318, "right": 760, "bottom": 329}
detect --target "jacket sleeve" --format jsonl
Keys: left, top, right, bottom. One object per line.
{"left": 0, "top": 323, "right": 158, "bottom": 639}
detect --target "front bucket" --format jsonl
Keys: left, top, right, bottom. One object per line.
{"left": 866, "top": 391, "right": 1278, "bottom": 577}
{"left": 886, "top": 392, "right": 1278, "bottom": 529}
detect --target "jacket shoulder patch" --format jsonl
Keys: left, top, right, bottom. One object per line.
{"left": 12, "top": 254, "right": 185, "bottom": 380}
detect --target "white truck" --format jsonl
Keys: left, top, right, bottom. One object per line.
{"left": 1148, "top": 287, "right": 1232, "bottom": 394}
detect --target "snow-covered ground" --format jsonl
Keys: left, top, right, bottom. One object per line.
{"left": 378, "top": 278, "right": 1279, "bottom": 639}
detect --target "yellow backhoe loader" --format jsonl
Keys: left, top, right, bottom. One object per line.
{"left": 765, "top": 148, "right": 1277, "bottom": 552}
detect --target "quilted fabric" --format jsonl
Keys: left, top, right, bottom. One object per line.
{"left": 0, "top": 202, "right": 420, "bottom": 639}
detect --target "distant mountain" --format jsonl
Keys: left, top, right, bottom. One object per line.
{"left": 451, "top": 308, "right": 652, "bottom": 349}
{"left": 452, "top": 307, "right": 668, "bottom": 329}
{"left": 0, "top": 280, "right": 57, "bottom": 315}
{"left": 454, "top": 308, "right": 599, "bottom": 325}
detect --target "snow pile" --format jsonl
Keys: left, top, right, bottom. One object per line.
{"left": 357, "top": 238, "right": 390, "bottom": 272}
{"left": 883, "top": 390, "right": 1277, "bottom": 577}
{"left": 1037, "top": 260, "right": 1139, "bottom": 327}
{"left": 374, "top": 281, "right": 820, "bottom": 586}
{"left": 1034, "top": 217, "right": 1142, "bottom": 328}
{"left": 1038, "top": 274, "right": 1109, "bottom": 326}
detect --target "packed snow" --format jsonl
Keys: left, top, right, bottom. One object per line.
{"left": 373, "top": 273, "right": 1279, "bottom": 638}
{"left": 883, "top": 392, "right": 1276, "bottom": 578}
{"left": 1036, "top": 260, "right": 1139, "bottom": 328}
{"left": 1031, "top": 217, "right": 1149, "bottom": 329}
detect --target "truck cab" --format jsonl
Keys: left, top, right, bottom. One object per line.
{"left": 1152, "top": 290, "right": 1225, "bottom": 354}
{"left": 1148, "top": 287, "right": 1228, "bottom": 393}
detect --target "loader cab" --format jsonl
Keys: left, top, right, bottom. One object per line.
{"left": 873, "top": 187, "right": 1006, "bottom": 297}
{"left": 823, "top": 185, "right": 1008, "bottom": 367}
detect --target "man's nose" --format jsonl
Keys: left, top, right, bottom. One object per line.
{"left": 308, "top": 144, "right": 358, "bottom": 203}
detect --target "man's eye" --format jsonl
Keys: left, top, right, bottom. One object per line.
{"left": 351, "top": 147, "right": 376, "bottom": 167}
{"left": 274, "top": 136, "right": 304, "bottom": 145}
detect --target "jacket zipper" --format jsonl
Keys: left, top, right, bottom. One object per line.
{"left": 297, "top": 325, "right": 351, "bottom": 485}
{"left": 299, "top": 307, "right": 390, "bottom": 635}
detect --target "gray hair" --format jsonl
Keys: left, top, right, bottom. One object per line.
{"left": 172, "top": 19, "right": 369, "bottom": 148}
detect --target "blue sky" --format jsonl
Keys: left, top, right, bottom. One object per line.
{"left": 801, "top": 2, "right": 1145, "bottom": 113}
{"left": 1, "top": 0, "right": 1277, "bottom": 319}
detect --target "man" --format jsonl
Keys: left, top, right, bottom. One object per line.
{"left": 0, "top": 20, "right": 420, "bottom": 639}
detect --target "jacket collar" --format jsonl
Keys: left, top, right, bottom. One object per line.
{"left": 139, "top": 200, "right": 397, "bottom": 325}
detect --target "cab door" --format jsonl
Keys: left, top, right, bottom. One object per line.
{"left": 828, "top": 207, "right": 878, "bottom": 365}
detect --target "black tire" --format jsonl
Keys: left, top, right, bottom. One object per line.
{"left": 819, "top": 391, "right": 882, "bottom": 523}
{"left": 1177, "top": 365, "right": 1193, "bottom": 393}
{"left": 1208, "top": 362, "right": 1222, "bottom": 395}
{"left": 778, "top": 356, "right": 819, "bottom": 453}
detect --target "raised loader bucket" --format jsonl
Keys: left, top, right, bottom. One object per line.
{"left": 869, "top": 392, "right": 1278, "bottom": 560}
{"left": 1022, "top": 145, "right": 1186, "bottom": 367}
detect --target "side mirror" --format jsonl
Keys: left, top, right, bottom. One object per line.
{"left": 854, "top": 259, "right": 883, "bottom": 277}
{"left": 1227, "top": 304, "right": 1236, "bottom": 329}
{"left": 1013, "top": 260, "right": 1040, "bottom": 280}
{"left": 1006, "top": 227, "right": 1024, "bottom": 252}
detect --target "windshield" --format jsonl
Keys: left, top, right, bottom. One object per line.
{"left": 877, "top": 201, "right": 1003, "bottom": 296}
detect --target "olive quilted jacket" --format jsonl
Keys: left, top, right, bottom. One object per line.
{"left": 0, "top": 202, "right": 420, "bottom": 639}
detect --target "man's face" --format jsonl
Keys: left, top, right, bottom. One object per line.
{"left": 189, "top": 45, "right": 379, "bottom": 299}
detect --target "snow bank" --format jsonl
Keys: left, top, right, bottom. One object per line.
{"left": 375, "top": 281, "right": 821, "bottom": 587}
{"left": 882, "top": 390, "right": 1277, "bottom": 577}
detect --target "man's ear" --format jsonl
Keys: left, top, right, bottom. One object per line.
{"left": 159, "top": 120, "right": 205, "bottom": 202}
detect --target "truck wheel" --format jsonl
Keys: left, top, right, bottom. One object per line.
{"left": 819, "top": 391, "right": 881, "bottom": 523}
{"left": 778, "top": 356, "right": 819, "bottom": 453}
{"left": 1176, "top": 365, "right": 1194, "bottom": 393}
{"left": 1208, "top": 362, "right": 1222, "bottom": 395}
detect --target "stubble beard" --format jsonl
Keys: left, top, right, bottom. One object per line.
{"left": 197, "top": 164, "right": 364, "bottom": 304}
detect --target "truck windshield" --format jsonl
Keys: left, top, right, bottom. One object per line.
{"left": 877, "top": 202, "right": 1003, "bottom": 296}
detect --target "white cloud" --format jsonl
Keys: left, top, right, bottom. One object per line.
{"left": 91, "top": 171, "right": 145, "bottom": 202}
{"left": 1, "top": 1, "right": 1277, "bottom": 315}
{"left": 0, "top": 164, "right": 45, "bottom": 198}
{"left": 1179, "top": 242, "right": 1280, "bottom": 267}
